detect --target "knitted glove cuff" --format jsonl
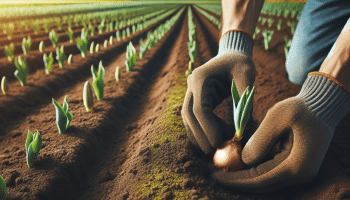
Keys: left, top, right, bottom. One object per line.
{"left": 217, "top": 30, "right": 254, "bottom": 58}
{"left": 296, "top": 72, "right": 350, "bottom": 129}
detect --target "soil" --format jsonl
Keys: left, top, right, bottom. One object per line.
{"left": 1, "top": 4, "right": 350, "bottom": 200}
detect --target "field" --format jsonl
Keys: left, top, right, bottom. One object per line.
{"left": 1, "top": 2, "right": 350, "bottom": 200}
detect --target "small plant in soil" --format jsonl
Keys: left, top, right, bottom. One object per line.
{"left": 213, "top": 79, "right": 255, "bottom": 172}
{"left": 68, "top": 54, "right": 73, "bottom": 64}
{"left": 116, "top": 30, "right": 121, "bottom": 41}
{"left": 4, "top": 42, "right": 15, "bottom": 62}
{"left": 109, "top": 35, "right": 114, "bottom": 45}
{"left": 0, "top": 175, "right": 6, "bottom": 200}
{"left": 188, "top": 40, "right": 196, "bottom": 62}
{"left": 49, "top": 30, "right": 59, "bottom": 48}
{"left": 56, "top": 45, "right": 67, "bottom": 68}
{"left": 90, "top": 41, "right": 95, "bottom": 54}
{"left": 267, "top": 18, "right": 274, "bottom": 27}
{"left": 66, "top": 27, "right": 74, "bottom": 43}
{"left": 139, "top": 38, "right": 149, "bottom": 59}
{"left": 262, "top": 29, "right": 274, "bottom": 50}
{"left": 43, "top": 52, "right": 54, "bottom": 74}
{"left": 277, "top": 19, "right": 283, "bottom": 31}
{"left": 122, "top": 29, "right": 126, "bottom": 39}
{"left": 287, "top": 21, "right": 296, "bottom": 35}
{"left": 1, "top": 76, "right": 8, "bottom": 95}
{"left": 91, "top": 60, "right": 105, "bottom": 100}
{"left": 83, "top": 81, "right": 94, "bottom": 112}
{"left": 77, "top": 28, "right": 90, "bottom": 58}
{"left": 95, "top": 43, "right": 100, "bottom": 53}
{"left": 39, "top": 40, "right": 45, "bottom": 53}
{"left": 52, "top": 95, "right": 73, "bottom": 134}
{"left": 115, "top": 66, "right": 120, "bottom": 82}
{"left": 253, "top": 27, "right": 260, "bottom": 39}
{"left": 125, "top": 41, "right": 137, "bottom": 72}
{"left": 22, "top": 36, "right": 31, "bottom": 55}
{"left": 14, "top": 56, "right": 29, "bottom": 86}
{"left": 104, "top": 39, "right": 108, "bottom": 48}
{"left": 284, "top": 36, "right": 292, "bottom": 59}
{"left": 25, "top": 130, "right": 42, "bottom": 168}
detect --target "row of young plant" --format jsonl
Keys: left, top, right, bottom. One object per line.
{"left": 257, "top": 16, "right": 296, "bottom": 35}
{"left": 185, "top": 7, "right": 196, "bottom": 77}
{"left": 0, "top": 7, "right": 186, "bottom": 199}
{"left": 260, "top": 2, "right": 305, "bottom": 21}
{"left": 195, "top": 3, "right": 221, "bottom": 16}
{"left": 193, "top": 5, "right": 221, "bottom": 30}
{"left": 1, "top": 6, "right": 181, "bottom": 93}
{"left": 2, "top": 6, "right": 179, "bottom": 63}
{"left": 0, "top": 4, "right": 176, "bottom": 40}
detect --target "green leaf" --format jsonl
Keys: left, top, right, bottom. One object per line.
{"left": 25, "top": 130, "right": 34, "bottom": 153}
{"left": 30, "top": 131, "right": 42, "bottom": 155}
{"left": 52, "top": 98, "right": 67, "bottom": 134}
{"left": 0, "top": 175, "right": 6, "bottom": 200}
{"left": 231, "top": 79, "right": 240, "bottom": 107}
{"left": 239, "top": 86, "right": 255, "bottom": 132}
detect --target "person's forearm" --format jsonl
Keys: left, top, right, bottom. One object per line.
{"left": 319, "top": 23, "right": 350, "bottom": 90}
{"left": 221, "top": 0, "right": 265, "bottom": 38}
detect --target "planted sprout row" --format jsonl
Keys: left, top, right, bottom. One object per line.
{"left": 194, "top": 5, "right": 221, "bottom": 30}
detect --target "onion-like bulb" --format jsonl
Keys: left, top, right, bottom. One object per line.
{"left": 213, "top": 135, "right": 244, "bottom": 172}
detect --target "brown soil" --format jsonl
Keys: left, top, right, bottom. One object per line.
{"left": 0, "top": 5, "right": 350, "bottom": 200}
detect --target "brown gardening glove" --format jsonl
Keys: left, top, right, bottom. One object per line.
{"left": 181, "top": 31, "right": 256, "bottom": 156}
{"left": 210, "top": 72, "right": 350, "bottom": 193}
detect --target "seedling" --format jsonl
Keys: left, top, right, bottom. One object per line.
{"left": 25, "top": 130, "right": 42, "bottom": 168}
{"left": 109, "top": 35, "right": 114, "bottom": 45}
{"left": 284, "top": 36, "right": 292, "bottom": 59}
{"left": 95, "top": 43, "right": 100, "bottom": 53}
{"left": 139, "top": 38, "right": 149, "bottom": 59}
{"left": 0, "top": 175, "right": 6, "bottom": 200}
{"left": 188, "top": 40, "right": 196, "bottom": 62}
{"left": 185, "top": 61, "right": 192, "bottom": 76}
{"left": 49, "top": 30, "right": 59, "bottom": 48}
{"left": 262, "top": 29, "right": 274, "bottom": 50}
{"left": 277, "top": 19, "right": 283, "bottom": 31}
{"left": 77, "top": 28, "right": 90, "bottom": 58}
{"left": 104, "top": 39, "right": 108, "bottom": 48}
{"left": 4, "top": 42, "right": 14, "bottom": 62}
{"left": 83, "top": 81, "right": 94, "bottom": 112}
{"left": 66, "top": 27, "right": 74, "bottom": 43}
{"left": 14, "top": 56, "right": 29, "bottom": 86}
{"left": 287, "top": 21, "right": 296, "bottom": 35}
{"left": 43, "top": 52, "right": 54, "bottom": 74}
{"left": 90, "top": 41, "right": 95, "bottom": 54}
{"left": 22, "top": 36, "right": 31, "bottom": 55}
{"left": 267, "top": 18, "right": 274, "bottom": 27}
{"left": 52, "top": 95, "right": 73, "bottom": 134}
{"left": 115, "top": 66, "right": 120, "bottom": 82}
{"left": 116, "top": 30, "right": 120, "bottom": 41}
{"left": 39, "top": 41, "right": 45, "bottom": 53}
{"left": 213, "top": 79, "right": 255, "bottom": 172}
{"left": 253, "top": 27, "right": 260, "bottom": 39}
{"left": 91, "top": 60, "right": 105, "bottom": 100}
{"left": 56, "top": 45, "right": 66, "bottom": 68}
{"left": 68, "top": 54, "right": 73, "bottom": 64}
{"left": 125, "top": 41, "right": 137, "bottom": 72}
{"left": 1, "top": 76, "right": 8, "bottom": 95}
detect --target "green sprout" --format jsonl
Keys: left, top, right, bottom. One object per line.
{"left": 91, "top": 60, "right": 105, "bottom": 100}
{"left": 39, "top": 40, "right": 45, "bottom": 53}
{"left": 1, "top": 76, "right": 8, "bottom": 95}
{"left": 287, "top": 21, "right": 296, "bottom": 35}
{"left": 115, "top": 66, "right": 120, "bottom": 82}
{"left": 90, "top": 41, "right": 95, "bottom": 54}
{"left": 49, "top": 30, "right": 59, "bottom": 48}
{"left": 77, "top": 28, "right": 90, "bottom": 58}
{"left": 262, "top": 18, "right": 267, "bottom": 26}
{"left": 231, "top": 79, "right": 255, "bottom": 139}
{"left": 56, "top": 45, "right": 66, "bottom": 68}
{"left": 0, "top": 175, "right": 6, "bottom": 200}
{"left": 109, "top": 35, "right": 114, "bottom": 45}
{"left": 125, "top": 41, "right": 137, "bottom": 72}
{"left": 4, "top": 42, "right": 14, "bottom": 62}
{"left": 104, "top": 39, "right": 108, "bottom": 48}
{"left": 126, "top": 27, "right": 130, "bottom": 37}
{"left": 66, "top": 27, "right": 74, "bottom": 43}
{"left": 262, "top": 29, "right": 274, "bottom": 50}
{"left": 277, "top": 19, "right": 283, "bottom": 31}
{"left": 22, "top": 36, "right": 31, "bottom": 55}
{"left": 284, "top": 36, "right": 292, "bottom": 59}
{"left": 116, "top": 30, "right": 120, "bottom": 41}
{"left": 139, "top": 38, "right": 149, "bottom": 59}
{"left": 83, "top": 81, "right": 94, "bottom": 112}
{"left": 14, "top": 56, "right": 29, "bottom": 86}
{"left": 25, "top": 130, "right": 42, "bottom": 168}
{"left": 43, "top": 52, "right": 54, "bottom": 74}
{"left": 68, "top": 54, "right": 73, "bottom": 65}
{"left": 95, "top": 43, "right": 100, "bottom": 53}
{"left": 52, "top": 95, "right": 73, "bottom": 134}
{"left": 188, "top": 40, "right": 196, "bottom": 62}
{"left": 283, "top": 9, "right": 290, "bottom": 18}
{"left": 122, "top": 29, "right": 126, "bottom": 39}
{"left": 267, "top": 18, "right": 274, "bottom": 27}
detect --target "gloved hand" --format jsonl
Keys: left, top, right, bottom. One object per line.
{"left": 210, "top": 72, "right": 350, "bottom": 193}
{"left": 181, "top": 31, "right": 256, "bottom": 156}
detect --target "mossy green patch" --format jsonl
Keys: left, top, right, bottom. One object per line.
{"left": 150, "top": 73, "right": 187, "bottom": 154}
{"left": 134, "top": 163, "right": 188, "bottom": 200}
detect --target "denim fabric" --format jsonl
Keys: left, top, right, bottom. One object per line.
{"left": 285, "top": 0, "right": 350, "bottom": 85}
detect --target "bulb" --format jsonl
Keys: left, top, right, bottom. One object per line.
{"left": 213, "top": 136, "right": 244, "bottom": 172}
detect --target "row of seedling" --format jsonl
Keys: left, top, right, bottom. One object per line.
{"left": 194, "top": 5, "right": 221, "bottom": 30}
{"left": 258, "top": 17, "right": 296, "bottom": 35}
{"left": 186, "top": 7, "right": 196, "bottom": 76}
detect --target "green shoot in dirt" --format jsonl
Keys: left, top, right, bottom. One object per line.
{"left": 4, "top": 42, "right": 14, "bottom": 62}
{"left": 43, "top": 52, "right": 54, "bottom": 74}
{"left": 0, "top": 175, "right": 6, "bottom": 200}
{"left": 14, "top": 56, "right": 29, "bottom": 86}
{"left": 52, "top": 95, "right": 73, "bottom": 134}
{"left": 267, "top": 18, "right": 274, "bottom": 27}
{"left": 253, "top": 27, "right": 260, "bottom": 39}
{"left": 83, "top": 81, "right": 94, "bottom": 112}
{"left": 68, "top": 54, "right": 73, "bottom": 64}
{"left": 104, "top": 39, "right": 108, "bottom": 48}
{"left": 116, "top": 30, "right": 121, "bottom": 41}
{"left": 185, "top": 61, "right": 192, "bottom": 76}
{"left": 90, "top": 41, "right": 95, "bottom": 54}
{"left": 39, "top": 41, "right": 45, "bottom": 53}
{"left": 188, "top": 40, "right": 196, "bottom": 62}
{"left": 1, "top": 76, "right": 8, "bottom": 95}
{"left": 56, "top": 45, "right": 66, "bottom": 68}
{"left": 22, "top": 36, "right": 31, "bottom": 55}
{"left": 95, "top": 43, "right": 100, "bottom": 53}
{"left": 262, "top": 29, "right": 274, "bottom": 50}
{"left": 25, "top": 130, "right": 42, "bottom": 168}
{"left": 284, "top": 36, "right": 292, "bottom": 59}
{"left": 277, "top": 19, "right": 283, "bottom": 31}
{"left": 287, "top": 21, "right": 296, "bottom": 35}
{"left": 125, "top": 41, "right": 137, "bottom": 72}
{"left": 77, "top": 28, "right": 90, "bottom": 58}
{"left": 115, "top": 66, "right": 120, "bottom": 82}
{"left": 66, "top": 27, "right": 74, "bottom": 43}
{"left": 139, "top": 38, "right": 149, "bottom": 59}
{"left": 91, "top": 60, "right": 105, "bottom": 100}
{"left": 109, "top": 35, "right": 114, "bottom": 45}
{"left": 49, "top": 30, "right": 59, "bottom": 48}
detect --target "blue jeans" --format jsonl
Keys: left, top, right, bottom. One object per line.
{"left": 286, "top": 0, "right": 350, "bottom": 85}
